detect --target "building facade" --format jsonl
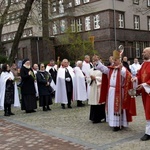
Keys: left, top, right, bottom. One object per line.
{"left": 49, "top": 0, "right": 150, "bottom": 63}
{"left": 1, "top": 0, "right": 150, "bottom": 64}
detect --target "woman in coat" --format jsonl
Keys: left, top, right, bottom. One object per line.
{"left": 36, "top": 63, "right": 53, "bottom": 111}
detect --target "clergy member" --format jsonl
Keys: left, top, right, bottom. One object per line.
{"left": 73, "top": 60, "right": 87, "bottom": 107}
{"left": 131, "top": 47, "right": 150, "bottom": 141}
{"left": 93, "top": 52, "right": 136, "bottom": 131}
{"left": 82, "top": 55, "right": 93, "bottom": 99}
{"left": 55, "top": 59, "right": 75, "bottom": 109}
{"left": 87, "top": 56, "right": 106, "bottom": 123}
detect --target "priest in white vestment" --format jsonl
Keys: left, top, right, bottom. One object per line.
{"left": 73, "top": 61, "right": 87, "bottom": 107}
{"left": 87, "top": 58, "right": 106, "bottom": 123}
{"left": 82, "top": 55, "right": 93, "bottom": 99}
{"left": 93, "top": 53, "right": 136, "bottom": 131}
{"left": 55, "top": 59, "right": 75, "bottom": 109}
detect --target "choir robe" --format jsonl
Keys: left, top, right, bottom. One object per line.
{"left": 96, "top": 61, "right": 136, "bottom": 127}
{"left": 0, "top": 71, "right": 20, "bottom": 110}
{"left": 87, "top": 68, "right": 106, "bottom": 122}
{"left": 73, "top": 66, "right": 87, "bottom": 101}
{"left": 82, "top": 61, "right": 93, "bottom": 99}
{"left": 55, "top": 66, "right": 75, "bottom": 104}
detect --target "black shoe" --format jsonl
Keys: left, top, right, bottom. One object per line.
{"left": 62, "top": 105, "right": 65, "bottom": 109}
{"left": 9, "top": 112, "right": 15, "bottom": 115}
{"left": 31, "top": 110, "right": 36, "bottom": 113}
{"left": 47, "top": 106, "right": 51, "bottom": 111}
{"left": 26, "top": 110, "right": 31, "bottom": 113}
{"left": 140, "top": 134, "right": 150, "bottom": 141}
{"left": 68, "top": 106, "right": 72, "bottom": 109}
{"left": 93, "top": 120, "right": 101, "bottom": 124}
{"left": 4, "top": 112, "right": 10, "bottom": 116}
{"left": 113, "top": 127, "right": 120, "bottom": 132}
{"left": 43, "top": 108, "right": 47, "bottom": 111}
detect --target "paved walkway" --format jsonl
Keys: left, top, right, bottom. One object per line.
{"left": 0, "top": 96, "right": 150, "bottom": 150}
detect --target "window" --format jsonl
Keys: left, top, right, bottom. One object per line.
{"left": 93, "top": 14, "right": 100, "bottom": 29}
{"left": 134, "top": 15, "right": 140, "bottom": 30}
{"left": 83, "top": 0, "right": 89, "bottom": 3}
{"left": 76, "top": 18, "right": 82, "bottom": 32}
{"left": 133, "top": 0, "right": 139, "bottom": 4}
{"left": 148, "top": 17, "right": 150, "bottom": 31}
{"left": 85, "top": 16, "right": 91, "bottom": 31}
{"left": 118, "top": 13, "right": 124, "bottom": 28}
{"left": 59, "top": 0, "right": 64, "bottom": 14}
{"left": 60, "top": 20, "right": 66, "bottom": 33}
{"left": 75, "top": 0, "right": 80, "bottom": 6}
{"left": 71, "top": 19, "right": 76, "bottom": 32}
{"left": 148, "top": 0, "right": 150, "bottom": 6}
{"left": 135, "top": 42, "right": 140, "bottom": 58}
{"left": 68, "top": 2, "right": 72, "bottom": 7}
{"left": 53, "top": 22, "right": 57, "bottom": 35}
{"left": 52, "top": 2, "right": 56, "bottom": 12}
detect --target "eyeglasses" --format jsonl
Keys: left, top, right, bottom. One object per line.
{"left": 41, "top": 66, "right": 45, "bottom": 68}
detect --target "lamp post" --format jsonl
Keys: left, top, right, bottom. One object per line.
{"left": 112, "top": 0, "right": 117, "bottom": 50}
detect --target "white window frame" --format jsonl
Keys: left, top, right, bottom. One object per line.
{"left": 148, "top": 17, "right": 150, "bottom": 31}
{"left": 59, "top": 0, "right": 64, "bottom": 14}
{"left": 85, "top": 16, "right": 91, "bottom": 31}
{"left": 135, "top": 42, "right": 140, "bottom": 58}
{"left": 53, "top": 22, "right": 57, "bottom": 35}
{"left": 118, "top": 13, "right": 124, "bottom": 28}
{"left": 148, "top": 0, "right": 150, "bottom": 6}
{"left": 52, "top": 2, "right": 56, "bottom": 12}
{"left": 76, "top": 18, "right": 82, "bottom": 32}
{"left": 94, "top": 14, "right": 100, "bottom": 29}
{"left": 75, "top": 0, "right": 80, "bottom": 6}
{"left": 133, "top": 0, "right": 139, "bottom": 4}
{"left": 83, "top": 0, "right": 89, "bottom": 3}
{"left": 134, "top": 16, "right": 140, "bottom": 30}
{"left": 60, "top": 20, "right": 66, "bottom": 33}
{"left": 71, "top": 19, "right": 76, "bottom": 32}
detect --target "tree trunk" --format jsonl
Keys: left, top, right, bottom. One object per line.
{"left": 42, "top": 0, "right": 55, "bottom": 62}
{"left": 9, "top": 0, "right": 35, "bottom": 65}
{"left": 0, "top": 0, "right": 11, "bottom": 54}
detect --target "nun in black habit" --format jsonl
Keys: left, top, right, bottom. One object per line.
{"left": 20, "top": 59, "right": 37, "bottom": 113}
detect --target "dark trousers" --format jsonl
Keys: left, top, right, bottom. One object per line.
{"left": 4, "top": 103, "right": 11, "bottom": 114}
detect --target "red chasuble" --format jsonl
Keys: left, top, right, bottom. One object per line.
{"left": 137, "top": 61, "right": 150, "bottom": 120}
{"left": 99, "top": 66, "right": 136, "bottom": 122}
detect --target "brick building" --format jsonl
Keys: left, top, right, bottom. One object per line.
{"left": 49, "top": 0, "right": 150, "bottom": 63}
{"left": 1, "top": 0, "right": 150, "bottom": 64}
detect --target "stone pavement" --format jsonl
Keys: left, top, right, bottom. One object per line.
{"left": 0, "top": 96, "right": 150, "bottom": 150}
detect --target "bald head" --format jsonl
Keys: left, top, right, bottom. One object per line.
{"left": 142, "top": 47, "right": 150, "bottom": 60}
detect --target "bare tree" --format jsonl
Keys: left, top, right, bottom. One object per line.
{"left": 9, "top": 0, "right": 35, "bottom": 64}
{"left": 0, "top": 0, "right": 11, "bottom": 55}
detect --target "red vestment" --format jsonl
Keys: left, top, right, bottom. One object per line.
{"left": 137, "top": 61, "right": 150, "bottom": 120}
{"left": 99, "top": 67, "right": 136, "bottom": 122}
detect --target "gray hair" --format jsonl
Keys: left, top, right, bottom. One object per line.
{"left": 76, "top": 60, "right": 82, "bottom": 66}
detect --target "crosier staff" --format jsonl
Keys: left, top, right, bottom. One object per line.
{"left": 118, "top": 45, "right": 124, "bottom": 130}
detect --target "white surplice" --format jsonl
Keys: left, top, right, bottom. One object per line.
{"left": 73, "top": 66, "right": 87, "bottom": 101}
{"left": 0, "top": 71, "right": 20, "bottom": 110}
{"left": 82, "top": 61, "right": 92, "bottom": 99}
{"left": 55, "top": 66, "right": 75, "bottom": 104}
{"left": 96, "top": 61, "right": 128, "bottom": 127}
{"left": 87, "top": 68, "right": 102, "bottom": 105}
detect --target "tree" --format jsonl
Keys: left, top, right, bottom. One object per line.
{"left": 57, "top": 29, "right": 99, "bottom": 61}
{"left": 0, "top": 0, "right": 11, "bottom": 55}
{"left": 9, "top": 0, "right": 35, "bottom": 65}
